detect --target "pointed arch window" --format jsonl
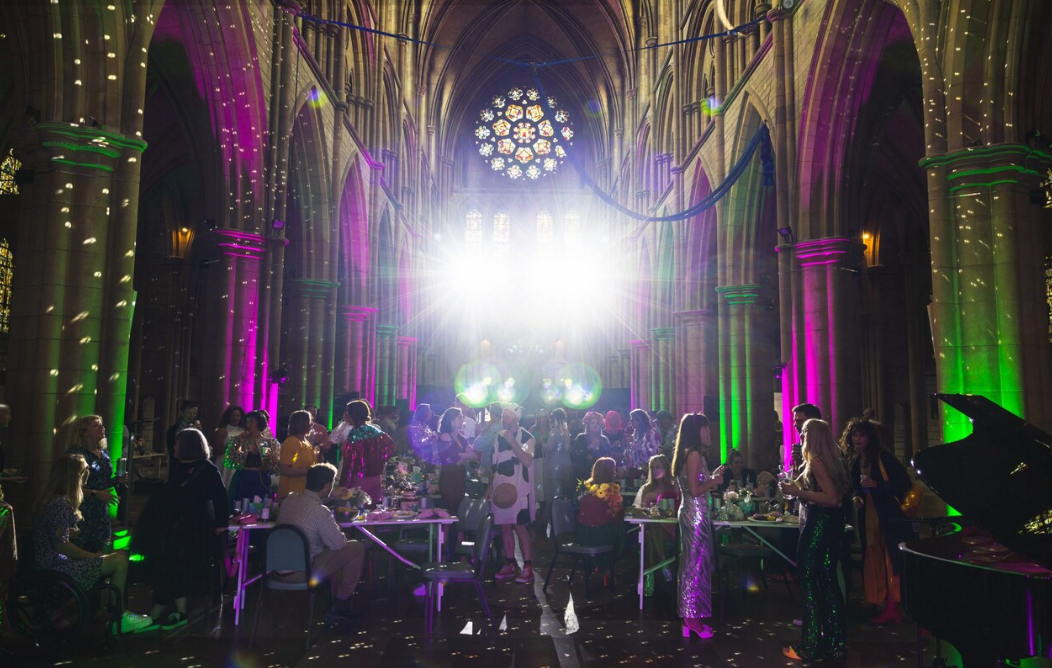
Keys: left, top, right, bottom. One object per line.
{"left": 564, "top": 211, "right": 581, "bottom": 247}
{"left": 466, "top": 209, "right": 483, "bottom": 254}
{"left": 536, "top": 211, "right": 553, "bottom": 248}
{"left": 0, "top": 149, "right": 21, "bottom": 196}
{"left": 0, "top": 240, "right": 13, "bottom": 333}
{"left": 493, "top": 211, "right": 510, "bottom": 258}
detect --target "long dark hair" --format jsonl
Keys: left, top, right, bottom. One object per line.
{"left": 672, "top": 413, "right": 710, "bottom": 476}
{"left": 840, "top": 417, "right": 883, "bottom": 464}
{"left": 438, "top": 407, "right": 463, "bottom": 435}
{"left": 220, "top": 405, "right": 245, "bottom": 429}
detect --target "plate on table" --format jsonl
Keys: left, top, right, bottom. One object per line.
{"left": 391, "top": 510, "right": 417, "bottom": 520}
{"left": 749, "top": 515, "right": 783, "bottom": 523}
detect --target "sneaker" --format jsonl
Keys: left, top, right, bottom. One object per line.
{"left": 119, "top": 611, "right": 153, "bottom": 633}
{"left": 514, "top": 565, "right": 534, "bottom": 584}
{"left": 131, "top": 617, "right": 162, "bottom": 634}
{"left": 495, "top": 563, "right": 519, "bottom": 581}
{"left": 160, "top": 612, "right": 188, "bottom": 631}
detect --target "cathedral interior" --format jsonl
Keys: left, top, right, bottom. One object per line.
{"left": 0, "top": 0, "right": 1051, "bottom": 665}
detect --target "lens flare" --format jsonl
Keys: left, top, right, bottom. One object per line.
{"left": 557, "top": 363, "right": 602, "bottom": 409}
{"left": 307, "top": 88, "right": 327, "bottom": 108}
{"left": 455, "top": 362, "right": 502, "bottom": 406}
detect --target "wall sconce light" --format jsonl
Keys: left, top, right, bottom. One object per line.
{"left": 272, "top": 219, "right": 285, "bottom": 230}
{"left": 777, "top": 226, "right": 795, "bottom": 243}
{"left": 170, "top": 225, "right": 195, "bottom": 259}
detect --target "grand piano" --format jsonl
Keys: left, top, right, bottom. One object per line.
{"left": 902, "top": 394, "right": 1052, "bottom": 667}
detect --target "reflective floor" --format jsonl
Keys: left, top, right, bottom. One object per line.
{"left": 6, "top": 532, "right": 926, "bottom": 668}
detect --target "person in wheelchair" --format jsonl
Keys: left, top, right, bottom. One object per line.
{"left": 33, "top": 454, "right": 153, "bottom": 632}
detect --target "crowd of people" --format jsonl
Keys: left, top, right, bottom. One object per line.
{"left": 27, "top": 392, "right": 916, "bottom": 658}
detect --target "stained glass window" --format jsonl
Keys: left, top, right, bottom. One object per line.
{"left": 537, "top": 212, "right": 553, "bottom": 247}
{"left": 466, "top": 209, "right": 483, "bottom": 254}
{"left": 493, "top": 211, "right": 510, "bottom": 258}
{"left": 565, "top": 211, "right": 581, "bottom": 247}
{"left": 475, "top": 86, "right": 573, "bottom": 180}
{"left": 0, "top": 240, "right": 13, "bottom": 333}
{"left": 0, "top": 149, "right": 20, "bottom": 196}
{"left": 1046, "top": 254, "right": 1052, "bottom": 343}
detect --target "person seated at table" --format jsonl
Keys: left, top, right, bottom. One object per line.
{"left": 277, "top": 463, "right": 365, "bottom": 621}
{"left": 720, "top": 449, "right": 758, "bottom": 493}
{"left": 633, "top": 454, "right": 679, "bottom": 593}
{"left": 574, "top": 457, "right": 625, "bottom": 583}
{"left": 34, "top": 454, "right": 153, "bottom": 632}
{"left": 133, "top": 428, "right": 228, "bottom": 631}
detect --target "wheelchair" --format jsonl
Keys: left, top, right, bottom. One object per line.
{"left": 0, "top": 567, "right": 124, "bottom": 660}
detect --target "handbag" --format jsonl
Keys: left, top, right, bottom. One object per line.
{"left": 877, "top": 457, "right": 923, "bottom": 517}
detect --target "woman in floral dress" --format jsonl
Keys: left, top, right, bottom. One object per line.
{"left": 225, "top": 411, "right": 280, "bottom": 502}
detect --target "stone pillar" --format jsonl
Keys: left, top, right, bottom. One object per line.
{"left": 629, "top": 339, "right": 652, "bottom": 411}
{"left": 673, "top": 309, "right": 718, "bottom": 417}
{"left": 257, "top": 237, "right": 288, "bottom": 420}
{"left": 650, "top": 327, "right": 675, "bottom": 412}
{"left": 281, "top": 280, "right": 338, "bottom": 415}
{"left": 396, "top": 336, "right": 419, "bottom": 409}
{"left": 335, "top": 305, "right": 378, "bottom": 413}
{"left": 375, "top": 324, "right": 399, "bottom": 409}
{"left": 794, "top": 237, "right": 858, "bottom": 439}
{"left": 198, "top": 230, "right": 267, "bottom": 422}
{"left": 922, "top": 144, "right": 1052, "bottom": 438}
{"left": 715, "top": 284, "right": 766, "bottom": 465}
{"left": 6, "top": 123, "right": 147, "bottom": 485}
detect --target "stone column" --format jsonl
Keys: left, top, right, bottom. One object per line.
{"left": 6, "top": 123, "right": 147, "bottom": 485}
{"left": 922, "top": 144, "right": 1052, "bottom": 437}
{"left": 673, "top": 309, "right": 718, "bottom": 416}
{"left": 396, "top": 336, "right": 419, "bottom": 409}
{"left": 794, "top": 237, "right": 858, "bottom": 438}
{"left": 281, "top": 279, "right": 338, "bottom": 415}
{"left": 335, "top": 305, "right": 378, "bottom": 412}
{"left": 198, "top": 230, "right": 267, "bottom": 421}
{"left": 375, "top": 324, "right": 399, "bottom": 409}
{"left": 715, "top": 284, "right": 765, "bottom": 465}
{"left": 650, "top": 327, "right": 675, "bottom": 412}
{"left": 629, "top": 339, "right": 652, "bottom": 411}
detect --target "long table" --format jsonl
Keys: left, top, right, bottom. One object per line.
{"left": 228, "top": 515, "right": 458, "bottom": 625}
{"left": 624, "top": 516, "right": 804, "bottom": 610}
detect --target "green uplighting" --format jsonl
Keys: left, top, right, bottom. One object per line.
{"left": 129, "top": 553, "right": 144, "bottom": 562}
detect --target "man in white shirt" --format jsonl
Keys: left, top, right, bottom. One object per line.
{"left": 277, "top": 463, "right": 364, "bottom": 616}
{"left": 454, "top": 393, "right": 477, "bottom": 441}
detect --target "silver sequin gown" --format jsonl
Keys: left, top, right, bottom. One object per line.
{"left": 677, "top": 466, "right": 714, "bottom": 619}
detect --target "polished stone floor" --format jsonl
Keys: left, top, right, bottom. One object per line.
{"left": 4, "top": 525, "right": 935, "bottom": 668}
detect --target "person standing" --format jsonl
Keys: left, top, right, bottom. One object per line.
{"left": 671, "top": 413, "right": 725, "bottom": 639}
{"left": 845, "top": 418, "right": 915, "bottom": 624}
{"left": 278, "top": 410, "right": 317, "bottom": 498}
{"left": 435, "top": 407, "right": 477, "bottom": 512}
{"left": 789, "top": 403, "right": 822, "bottom": 475}
{"left": 334, "top": 400, "right": 395, "bottom": 502}
{"left": 166, "top": 401, "right": 200, "bottom": 461}
{"left": 570, "top": 411, "right": 612, "bottom": 483}
{"left": 625, "top": 409, "right": 662, "bottom": 472}
{"left": 487, "top": 403, "right": 536, "bottom": 584}
{"left": 779, "top": 419, "right": 851, "bottom": 661}
{"left": 472, "top": 401, "right": 504, "bottom": 481}
{"left": 654, "top": 410, "right": 676, "bottom": 460}
{"left": 453, "top": 394, "right": 478, "bottom": 442}
{"left": 68, "top": 415, "right": 118, "bottom": 554}
{"left": 225, "top": 411, "right": 280, "bottom": 503}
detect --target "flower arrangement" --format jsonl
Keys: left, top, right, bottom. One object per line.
{"left": 584, "top": 481, "right": 623, "bottom": 516}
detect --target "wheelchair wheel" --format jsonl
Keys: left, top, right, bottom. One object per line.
{"left": 1, "top": 571, "right": 88, "bottom": 659}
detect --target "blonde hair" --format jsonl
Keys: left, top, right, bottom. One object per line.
{"left": 38, "top": 453, "right": 89, "bottom": 520}
{"left": 68, "top": 414, "right": 105, "bottom": 450}
{"left": 642, "top": 454, "right": 675, "bottom": 497}
{"left": 800, "top": 419, "right": 850, "bottom": 499}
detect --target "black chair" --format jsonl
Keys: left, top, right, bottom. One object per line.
{"left": 542, "top": 498, "right": 614, "bottom": 599}
{"left": 250, "top": 525, "right": 320, "bottom": 652}
{"left": 453, "top": 497, "right": 490, "bottom": 559}
{"left": 420, "top": 513, "right": 495, "bottom": 634}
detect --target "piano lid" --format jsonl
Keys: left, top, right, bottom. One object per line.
{"left": 914, "top": 394, "right": 1052, "bottom": 570}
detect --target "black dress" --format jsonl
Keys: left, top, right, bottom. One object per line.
{"left": 132, "top": 459, "right": 229, "bottom": 605}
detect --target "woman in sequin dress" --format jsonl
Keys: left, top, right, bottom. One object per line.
{"left": 225, "top": 411, "right": 280, "bottom": 502}
{"left": 671, "top": 413, "right": 725, "bottom": 639}
{"left": 779, "top": 418, "right": 851, "bottom": 661}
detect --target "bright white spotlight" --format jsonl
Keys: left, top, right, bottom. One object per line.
{"left": 465, "top": 385, "right": 487, "bottom": 405}
{"left": 498, "top": 387, "right": 514, "bottom": 402}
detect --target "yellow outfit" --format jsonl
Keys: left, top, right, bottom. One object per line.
{"left": 278, "top": 435, "right": 316, "bottom": 498}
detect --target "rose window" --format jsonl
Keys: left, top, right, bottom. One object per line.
{"left": 474, "top": 85, "right": 573, "bottom": 180}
